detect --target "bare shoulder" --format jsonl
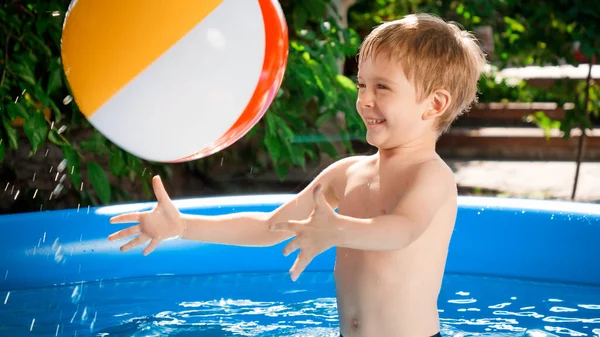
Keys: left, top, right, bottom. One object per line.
{"left": 267, "top": 155, "right": 368, "bottom": 224}
{"left": 391, "top": 156, "right": 457, "bottom": 229}
{"left": 410, "top": 156, "right": 456, "bottom": 192}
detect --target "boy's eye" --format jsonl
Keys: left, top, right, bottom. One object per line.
{"left": 377, "top": 84, "right": 388, "bottom": 90}
{"left": 356, "top": 82, "right": 366, "bottom": 89}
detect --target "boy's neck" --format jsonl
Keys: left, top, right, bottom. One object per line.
{"left": 376, "top": 134, "right": 438, "bottom": 162}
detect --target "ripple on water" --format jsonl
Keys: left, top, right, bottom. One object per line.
{"left": 1, "top": 272, "right": 599, "bottom": 336}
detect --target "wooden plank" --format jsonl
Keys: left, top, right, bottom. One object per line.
{"left": 465, "top": 102, "right": 570, "bottom": 120}
{"left": 437, "top": 128, "right": 600, "bottom": 160}
{"left": 446, "top": 127, "right": 600, "bottom": 138}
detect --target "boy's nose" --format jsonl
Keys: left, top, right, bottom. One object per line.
{"left": 357, "top": 92, "right": 374, "bottom": 108}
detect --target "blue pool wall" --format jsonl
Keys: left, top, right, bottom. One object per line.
{"left": 1, "top": 195, "right": 599, "bottom": 291}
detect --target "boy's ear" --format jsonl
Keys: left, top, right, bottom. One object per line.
{"left": 422, "top": 89, "right": 452, "bottom": 120}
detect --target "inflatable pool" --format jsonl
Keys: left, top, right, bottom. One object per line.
{"left": 1, "top": 195, "right": 599, "bottom": 336}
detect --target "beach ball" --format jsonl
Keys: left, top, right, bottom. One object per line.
{"left": 61, "top": 0, "right": 288, "bottom": 162}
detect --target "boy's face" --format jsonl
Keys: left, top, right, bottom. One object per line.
{"left": 356, "top": 55, "right": 432, "bottom": 149}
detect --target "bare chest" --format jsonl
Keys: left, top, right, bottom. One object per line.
{"left": 337, "top": 175, "right": 406, "bottom": 219}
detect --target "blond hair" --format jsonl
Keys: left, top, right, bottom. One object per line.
{"left": 358, "top": 13, "right": 487, "bottom": 134}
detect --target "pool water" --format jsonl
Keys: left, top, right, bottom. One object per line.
{"left": 1, "top": 272, "right": 599, "bottom": 337}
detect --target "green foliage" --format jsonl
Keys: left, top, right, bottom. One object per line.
{"left": 349, "top": 0, "right": 599, "bottom": 135}
{"left": 0, "top": 0, "right": 165, "bottom": 207}
{"left": 1, "top": 0, "right": 598, "bottom": 211}
{"left": 0, "top": 0, "right": 363, "bottom": 209}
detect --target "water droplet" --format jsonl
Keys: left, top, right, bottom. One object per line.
{"left": 63, "top": 95, "right": 73, "bottom": 105}
{"left": 220, "top": 157, "right": 224, "bottom": 166}
{"left": 32, "top": 173, "right": 36, "bottom": 181}
{"left": 40, "top": 204, "right": 43, "bottom": 211}
{"left": 49, "top": 192, "right": 53, "bottom": 200}
{"left": 57, "top": 125, "right": 67, "bottom": 134}
{"left": 30, "top": 318, "right": 35, "bottom": 331}
{"left": 54, "top": 172, "right": 60, "bottom": 182}
{"left": 71, "top": 285, "right": 82, "bottom": 304}
{"left": 87, "top": 205, "right": 90, "bottom": 214}
{"left": 13, "top": 190, "right": 20, "bottom": 200}
{"left": 10, "top": 185, "right": 14, "bottom": 194}
{"left": 77, "top": 204, "right": 80, "bottom": 212}
{"left": 49, "top": 166, "right": 54, "bottom": 173}
{"left": 70, "top": 310, "right": 78, "bottom": 323}
{"left": 80, "top": 182, "right": 84, "bottom": 191}
{"left": 4, "top": 292, "right": 9, "bottom": 304}
{"left": 4, "top": 270, "right": 7, "bottom": 280}
{"left": 57, "top": 159, "right": 67, "bottom": 172}
{"left": 53, "top": 184, "right": 64, "bottom": 196}
{"left": 142, "top": 168, "right": 147, "bottom": 176}
{"left": 50, "top": 121, "right": 55, "bottom": 129}
{"left": 3, "top": 183, "right": 8, "bottom": 192}
{"left": 45, "top": 149, "right": 49, "bottom": 157}
{"left": 89, "top": 311, "right": 97, "bottom": 331}
{"left": 55, "top": 324, "right": 60, "bottom": 336}
{"left": 43, "top": 232, "right": 46, "bottom": 243}
{"left": 51, "top": 11, "right": 60, "bottom": 16}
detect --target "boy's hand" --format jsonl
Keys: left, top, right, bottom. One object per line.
{"left": 270, "top": 184, "right": 339, "bottom": 281}
{"left": 108, "top": 175, "right": 185, "bottom": 255}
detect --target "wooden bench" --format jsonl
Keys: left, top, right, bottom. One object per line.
{"left": 437, "top": 102, "right": 600, "bottom": 160}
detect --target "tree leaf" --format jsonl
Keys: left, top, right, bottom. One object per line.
{"left": 10, "top": 62, "right": 36, "bottom": 85}
{"left": 80, "top": 130, "right": 109, "bottom": 154}
{"left": 87, "top": 162, "right": 111, "bottom": 204}
{"left": 264, "top": 131, "right": 282, "bottom": 160}
{"left": 1, "top": 115, "right": 19, "bottom": 150}
{"left": 23, "top": 112, "right": 48, "bottom": 155}
{"left": 48, "top": 129, "right": 66, "bottom": 146}
{"left": 47, "top": 68, "right": 62, "bottom": 95}
{"left": 7, "top": 102, "right": 29, "bottom": 119}
{"left": 109, "top": 149, "right": 127, "bottom": 177}
{"left": 62, "top": 145, "right": 81, "bottom": 188}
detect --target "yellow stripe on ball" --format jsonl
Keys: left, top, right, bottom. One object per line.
{"left": 61, "top": 0, "right": 224, "bottom": 117}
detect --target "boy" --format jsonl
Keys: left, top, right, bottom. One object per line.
{"left": 108, "top": 13, "right": 486, "bottom": 337}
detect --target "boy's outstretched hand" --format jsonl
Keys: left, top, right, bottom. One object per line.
{"left": 270, "top": 184, "right": 339, "bottom": 281}
{"left": 108, "top": 175, "right": 186, "bottom": 255}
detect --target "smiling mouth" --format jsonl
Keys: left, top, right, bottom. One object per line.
{"left": 366, "top": 118, "right": 386, "bottom": 125}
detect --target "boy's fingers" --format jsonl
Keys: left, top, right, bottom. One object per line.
{"left": 283, "top": 237, "right": 301, "bottom": 256}
{"left": 143, "top": 238, "right": 161, "bottom": 256}
{"left": 120, "top": 233, "right": 149, "bottom": 252}
{"left": 290, "top": 251, "right": 312, "bottom": 282}
{"left": 110, "top": 212, "right": 140, "bottom": 224}
{"left": 152, "top": 175, "right": 169, "bottom": 203}
{"left": 108, "top": 225, "right": 140, "bottom": 241}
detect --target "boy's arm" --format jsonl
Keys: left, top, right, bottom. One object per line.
{"left": 181, "top": 157, "right": 356, "bottom": 246}
{"left": 179, "top": 167, "right": 340, "bottom": 247}
{"left": 270, "top": 160, "right": 456, "bottom": 280}
{"left": 109, "top": 157, "right": 356, "bottom": 253}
